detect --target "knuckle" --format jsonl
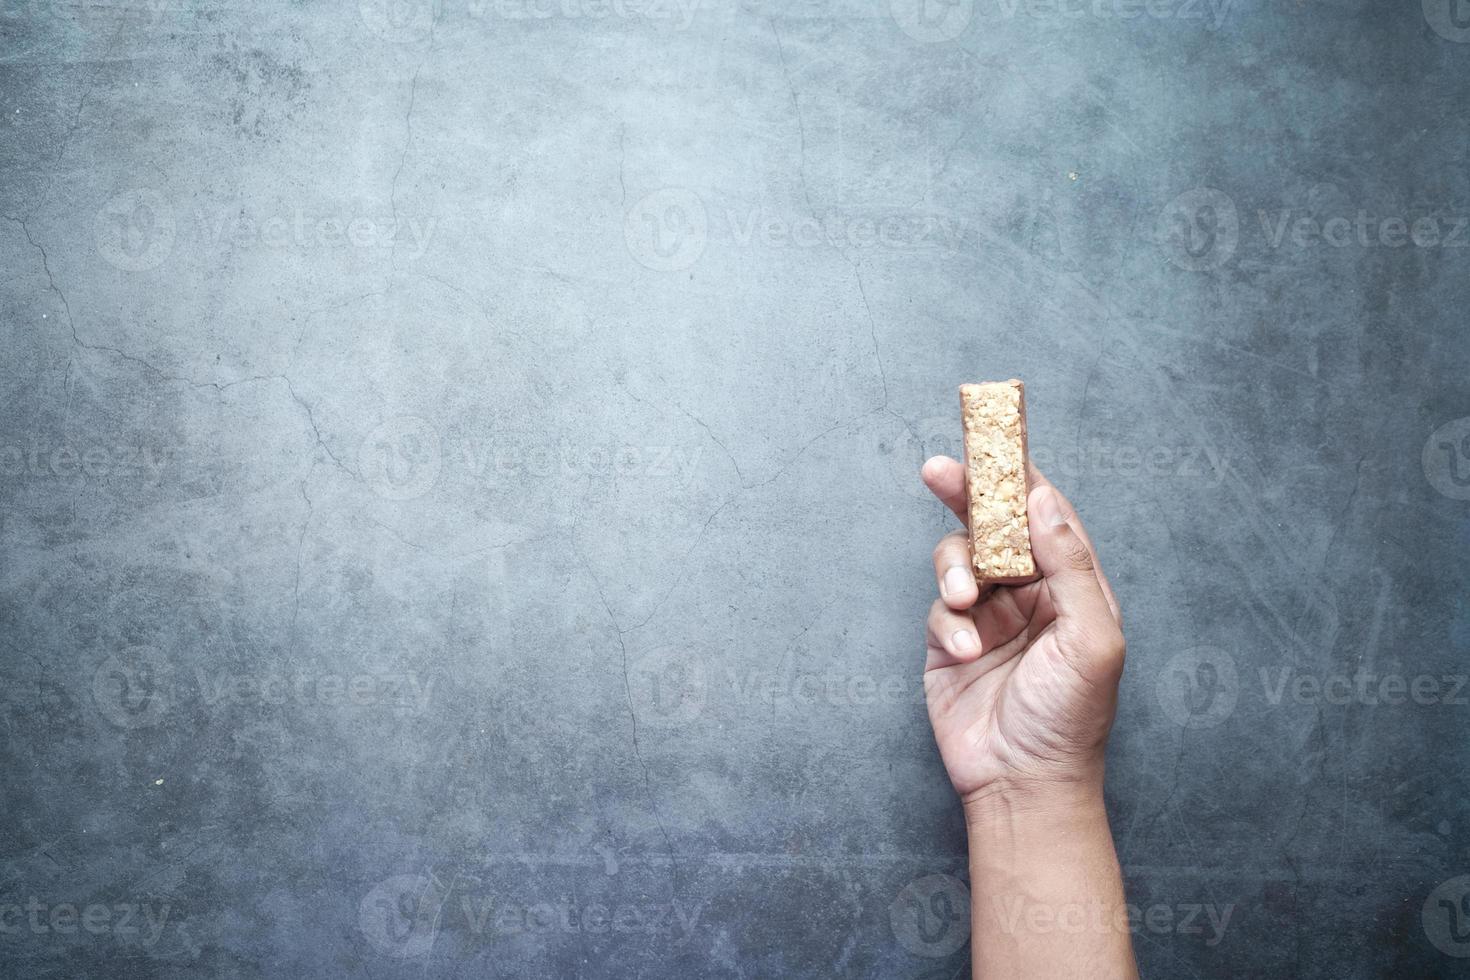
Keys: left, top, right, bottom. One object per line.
{"left": 928, "top": 598, "right": 948, "bottom": 623}
{"left": 933, "top": 532, "right": 966, "bottom": 564}
{"left": 1061, "top": 537, "right": 1095, "bottom": 573}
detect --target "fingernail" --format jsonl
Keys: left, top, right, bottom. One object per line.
{"left": 942, "top": 567, "right": 971, "bottom": 598}
{"left": 1038, "top": 486, "right": 1069, "bottom": 527}
{"left": 951, "top": 630, "right": 979, "bottom": 653}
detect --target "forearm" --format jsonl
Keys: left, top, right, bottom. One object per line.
{"left": 965, "top": 780, "right": 1138, "bottom": 979}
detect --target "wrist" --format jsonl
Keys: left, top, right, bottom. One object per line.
{"left": 962, "top": 771, "right": 1107, "bottom": 833}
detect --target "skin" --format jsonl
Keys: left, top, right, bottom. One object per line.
{"left": 921, "top": 455, "right": 1138, "bottom": 979}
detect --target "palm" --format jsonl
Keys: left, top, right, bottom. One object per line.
{"left": 926, "top": 584, "right": 1113, "bottom": 796}
{"left": 920, "top": 458, "right": 1124, "bottom": 800}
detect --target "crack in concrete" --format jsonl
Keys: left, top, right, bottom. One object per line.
{"left": 389, "top": 45, "right": 433, "bottom": 275}
{"left": 577, "top": 545, "right": 681, "bottom": 899}
{"left": 768, "top": 24, "right": 908, "bottom": 438}
{"left": 5, "top": 213, "right": 360, "bottom": 481}
{"left": 288, "top": 468, "right": 316, "bottom": 656}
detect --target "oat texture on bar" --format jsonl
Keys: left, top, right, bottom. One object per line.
{"left": 960, "top": 379, "right": 1036, "bottom": 583}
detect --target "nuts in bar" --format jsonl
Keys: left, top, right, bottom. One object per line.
{"left": 960, "top": 379, "right": 1038, "bottom": 584}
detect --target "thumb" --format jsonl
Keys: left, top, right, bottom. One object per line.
{"left": 1027, "top": 484, "right": 1116, "bottom": 631}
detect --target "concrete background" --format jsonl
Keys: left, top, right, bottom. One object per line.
{"left": 2, "top": 0, "right": 1468, "bottom": 976}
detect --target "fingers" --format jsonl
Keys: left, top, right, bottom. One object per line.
{"left": 926, "top": 587, "right": 1048, "bottom": 672}
{"left": 925, "top": 598, "right": 983, "bottom": 670}
{"left": 921, "top": 456, "right": 967, "bottom": 524}
{"left": 1027, "top": 483, "right": 1126, "bottom": 677}
{"left": 932, "top": 531, "right": 979, "bottom": 610}
{"left": 1026, "top": 463, "right": 1121, "bottom": 624}
{"left": 926, "top": 455, "right": 1122, "bottom": 628}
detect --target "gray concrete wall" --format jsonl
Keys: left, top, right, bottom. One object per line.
{"left": 2, "top": 0, "right": 1467, "bottom": 976}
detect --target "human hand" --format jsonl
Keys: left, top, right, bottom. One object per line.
{"left": 920, "top": 457, "right": 1126, "bottom": 807}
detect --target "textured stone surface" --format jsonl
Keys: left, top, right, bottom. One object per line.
{"left": 2, "top": 1, "right": 1468, "bottom": 976}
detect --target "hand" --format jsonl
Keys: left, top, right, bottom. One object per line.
{"left": 920, "top": 457, "right": 1126, "bottom": 806}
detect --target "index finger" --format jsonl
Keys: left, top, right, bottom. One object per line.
{"left": 920, "top": 455, "right": 968, "bottom": 524}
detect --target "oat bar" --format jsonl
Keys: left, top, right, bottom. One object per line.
{"left": 960, "top": 379, "right": 1037, "bottom": 584}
